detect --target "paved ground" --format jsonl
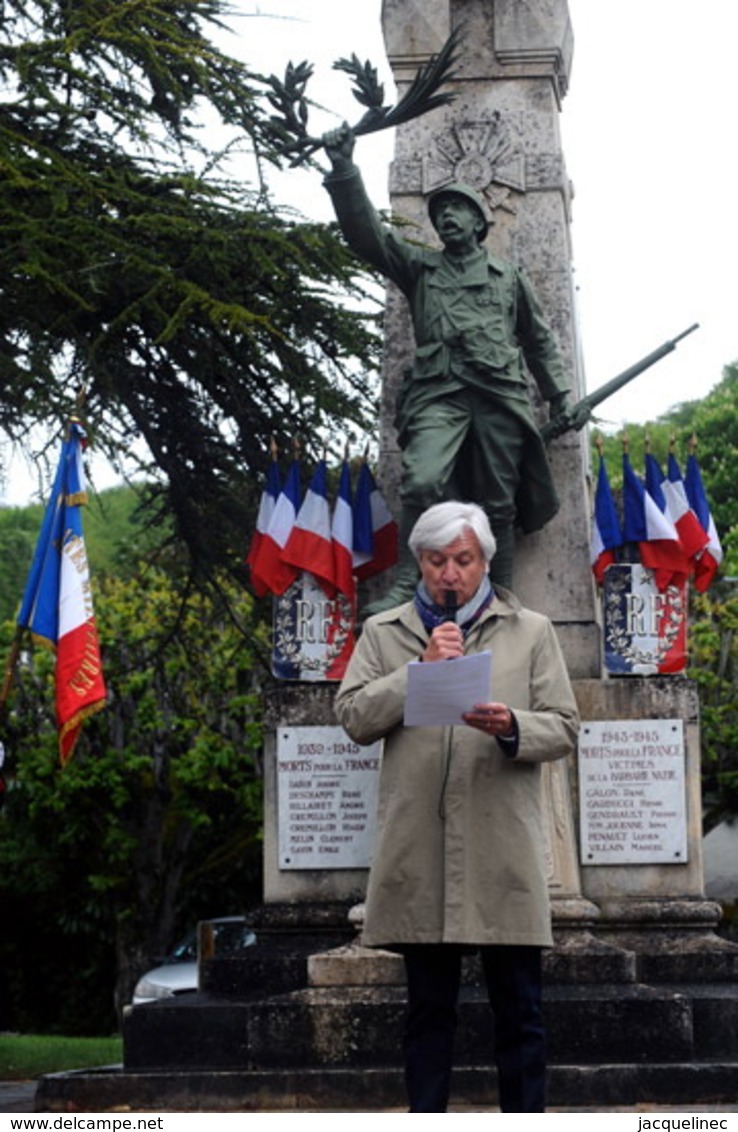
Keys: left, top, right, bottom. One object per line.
{"left": 2, "top": 1081, "right": 737, "bottom": 1115}
{"left": 0, "top": 1081, "right": 37, "bottom": 1113}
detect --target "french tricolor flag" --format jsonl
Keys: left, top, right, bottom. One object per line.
{"left": 591, "top": 454, "right": 622, "bottom": 584}
{"left": 249, "top": 458, "right": 302, "bottom": 596}
{"left": 17, "top": 421, "right": 106, "bottom": 764}
{"left": 685, "top": 453, "right": 723, "bottom": 592}
{"left": 246, "top": 456, "right": 281, "bottom": 597}
{"left": 331, "top": 458, "right": 355, "bottom": 601}
{"left": 623, "top": 453, "right": 687, "bottom": 592}
{"left": 352, "top": 461, "right": 398, "bottom": 581}
{"left": 281, "top": 458, "right": 336, "bottom": 595}
{"left": 645, "top": 452, "right": 708, "bottom": 574}
{"left": 663, "top": 453, "right": 710, "bottom": 567}
{"left": 325, "top": 459, "right": 356, "bottom": 681}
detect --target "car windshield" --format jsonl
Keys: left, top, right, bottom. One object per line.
{"left": 165, "top": 919, "right": 255, "bottom": 964}
{"left": 167, "top": 931, "right": 197, "bottom": 963}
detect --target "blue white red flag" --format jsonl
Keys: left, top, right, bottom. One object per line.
{"left": 644, "top": 452, "right": 668, "bottom": 513}
{"left": 590, "top": 454, "right": 622, "bottom": 584}
{"left": 246, "top": 456, "right": 281, "bottom": 598}
{"left": 249, "top": 458, "right": 302, "bottom": 596}
{"left": 323, "top": 459, "right": 357, "bottom": 680}
{"left": 352, "top": 462, "right": 398, "bottom": 581}
{"left": 684, "top": 453, "right": 723, "bottom": 591}
{"left": 664, "top": 453, "right": 710, "bottom": 566}
{"left": 351, "top": 459, "right": 374, "bottom": 572}
{"left": 622, "top": 453, "right": 687, "bottom": 591}
{"left": 331, "top": 459, "right": 355, "bottom": 601}
{"left": 645, "top": 452, "right": 708, "bottom": 576}
{"left": 281, "top": 458, "right": 336, "bottom": 595}
{"left": 17, "top": 421, "right": 106, "bottom": 764}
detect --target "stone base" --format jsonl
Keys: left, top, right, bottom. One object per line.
{"left": 305, "top": 935, "right": 639, "bottom": 989}
{"left": 308, "top": 945, "right": 405, "bottom": 988}
{"left": 117, "top": 977, "right": 738, "bottom": 1071}
{"left": 34, "top": 1061, "right": 738, "bottom": 1112}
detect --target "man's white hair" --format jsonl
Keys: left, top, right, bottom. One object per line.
{"left": 408, "top": 502, "right": 497, "bottom": 564}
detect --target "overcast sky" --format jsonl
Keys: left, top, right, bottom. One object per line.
{"left": 4, "top": 0, "right": 736, "bottom": 502}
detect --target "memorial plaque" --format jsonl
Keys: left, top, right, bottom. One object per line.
{"left": 579, "top": 719, "right": 687, "bottom": 865}
{"left": 277, "top": 725, "right": 380, "bottom": 870}
{"left": 602, "top": 564, "right": 687, "bottom": 675}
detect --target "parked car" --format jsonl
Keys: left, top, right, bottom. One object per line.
{"left": 131, "top": 916, "right": 256, "bottom": 1005}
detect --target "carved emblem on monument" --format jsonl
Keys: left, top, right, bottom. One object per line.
{"left": 273, "top": 574, "right": 354, "bottom": 682}
{"left": 602, "top": 564, "right": 687, "bottom": 675}
{"left": 422, "top": 112, "right": 525, "bottom": 215}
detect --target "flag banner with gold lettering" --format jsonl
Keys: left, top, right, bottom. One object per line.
{"left": 17, "top": 420, "right": 106, "bottom": 764}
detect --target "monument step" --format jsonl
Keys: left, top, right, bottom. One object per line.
{"left": 35, "top": 1060, "right": 738, "bottom": 1112}
{"left": 205, "top": 931, "right": 738, "bottom": 999}
{"left": 122, "top": 982, "right": 738, "bottom": 1072}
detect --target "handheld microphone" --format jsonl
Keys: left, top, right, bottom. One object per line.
{"left": 443, "top": 589, "right": 458, "bottom": 623}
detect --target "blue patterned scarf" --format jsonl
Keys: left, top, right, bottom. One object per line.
{"left": 413, "top": 575, "right": 494, "bottom": 636}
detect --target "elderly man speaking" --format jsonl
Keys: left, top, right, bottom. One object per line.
{"left": 335, "top": 501, "right": 579, "bottom": 1113}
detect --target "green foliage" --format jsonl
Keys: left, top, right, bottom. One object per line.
{"left": 0, "top": 0, "right": 380, "bottom": 577}
{"left": 0, "top": 484, "right": 166, "bottom": 623}
{"left": 672, "top": 363, "right": 738, "bottom": 574}
{"left": 0, "top": 504, "right": 42, "bottom": 623}
{"left": 688, "top": 584, "right": 738, "bottom": 833}
{"left": 0, "top": 563, "right": 269, "bottom": 1032}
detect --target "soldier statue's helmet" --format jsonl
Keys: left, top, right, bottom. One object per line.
{"left": 427, "top": 183, "right": 491, "bottom": 243}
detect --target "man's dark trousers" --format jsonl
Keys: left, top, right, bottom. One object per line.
{"left": 402, "top": 943, "right": 546, "bottom": 1113}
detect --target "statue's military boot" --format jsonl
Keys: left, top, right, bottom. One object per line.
{"left": 360, "top": 504, "right": 423, "bottom": 619}
{"left": 486, "top": 520, "right": 515, "bottom": 590}
{"left": 361, "top": 555, "right": 420, "bottom": 619}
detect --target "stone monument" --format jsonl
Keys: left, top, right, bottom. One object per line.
{"left": 333, "top": 0, "right": 724, "bottom": 952}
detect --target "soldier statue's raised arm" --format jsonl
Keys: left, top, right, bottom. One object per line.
{"left": 322, "top": 123, "right": 571, "bottom": 609}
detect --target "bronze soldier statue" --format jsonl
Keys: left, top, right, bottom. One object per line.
{"left": 322, "top": 124, "right": 571, "bottom": 607}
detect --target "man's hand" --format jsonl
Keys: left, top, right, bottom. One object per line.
{"left": 421, "top": 622, "right": 464, "bottom": 662}
{"left": 462, "top": 702, "right": 515, "bottom": 738}
{"left": 322, "top": 122, "right": 355, "bottom": 173}
{"left": 548, "top": 392, "right": 570, "bottom": 420}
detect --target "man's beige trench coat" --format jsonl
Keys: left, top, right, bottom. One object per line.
{"left": 335, "top": 587, "right": 579, "bottom": 949}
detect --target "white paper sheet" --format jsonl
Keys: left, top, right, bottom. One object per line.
{"left": 403, "top": 651, "right": 492, "bottom": 727}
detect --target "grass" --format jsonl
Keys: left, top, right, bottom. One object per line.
{"left": 0, "top": 1034, "right": 123, "bottom": 1080}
